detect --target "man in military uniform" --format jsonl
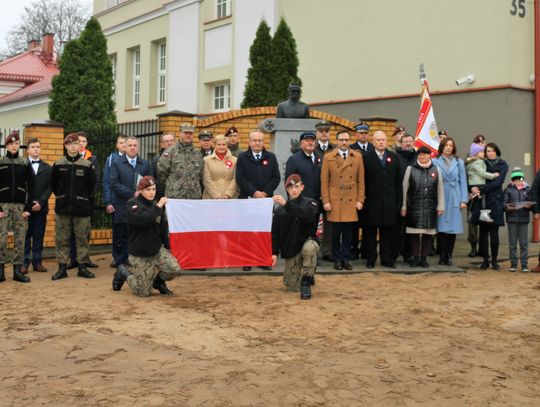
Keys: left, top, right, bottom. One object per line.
{"left": 314, "top": 120, "right": 335, "bottom": 157}
{"left": 272, "top": 174, "right": 319, "bottom": 299}
{"left": 112, "top": 176, "right": 181, "bottom": 297}
{"left": 199, "top": 130, "right": 214, "bottom": 157}
{"left": 50, "top": 133, "right": 97, "bottom": 280}
{"left": 0, "top": 131, "right": 33, "bottom": 283}
{"left": 157, "top": 123, "right": 204, "bottom": 199}
{"left": 225, "top": 126, "right": 244, "bottom": 157}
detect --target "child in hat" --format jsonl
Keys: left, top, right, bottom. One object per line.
{"left": 466, "top": 143, "right": 499, "bottom": 222}
{"left": 503, "top": 167, "right": 534, "bottom": 272}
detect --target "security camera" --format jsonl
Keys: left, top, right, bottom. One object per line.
{"left": 455, "top": 74, "right": 475, "bottom": 86}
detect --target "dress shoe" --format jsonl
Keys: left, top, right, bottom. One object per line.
{"left": 33, "top": 263, "right": 48, "bottom": 272}
{"left": 0, "top": 263, "right": 5, "bottom": 282}
{"left": 66, "top": 260, "right": 78, "bottom": 270}
{"left": 300, "top": 276, "right": 312, "bottom": 300}
{"left": 21, "top": 264, "right": 29, "bottom": 274}
{"left": 112, "top": 265, "right": 129, "bottom": 291}
{"left": 479, "top": 260, "right": 490, "bottom": 270}
{"left": 258, "top": 266, "right": 272, "bottom": 270}
{"left": 322, "top": 255, "right": 334, "bottom": 262}
{"left": 52, "top": 264, "right": 68, "bottom": 280}
{"left": 153, "top": 275, "right": 174, "bottom": 296}
{"left": 366, "top": 261, "right": 375, "bottom": 269}
{"left": 242, "top": 266, "right": 252, "bottom": 271}
{"left": 381, "top": 262, "right": 396, "bottom": 269}
{"left": 333, "top": 262, "right": 343, "bottom": 270}
{"left": 342, "top": 262, "right": 353, "bottom": 270}
{"left": 85, "top": 260, "right": 98, "bottom": 268}
{"left": 13, "top": 265, "right": 30, "bottom": 283}
{"left": 77, "top": 265, "right": 95, "bottom": 279}
{"left": 491, "top": 261, "right": 500, "bottom": 271}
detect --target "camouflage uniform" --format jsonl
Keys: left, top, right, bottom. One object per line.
{"left": 55, "top": 216, "right": 91, "bottom": 264}
{"left": 127, "top": 247, "right": 182, "bottom": 297}
{"left": 228, "top": 144, "right": 244, "bottom": 158}
{"left": 157, "top": 141, "right": 204, "bottom": 199}
{"left": 0, "top": 203, "right": 28, "bottom": 264}
{"left": 282, "top": 239, "right": 319, "bottom": 291}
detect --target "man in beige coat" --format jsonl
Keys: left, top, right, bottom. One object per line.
{"left": 321, "top": 130, "right": 365, "bottom": 270}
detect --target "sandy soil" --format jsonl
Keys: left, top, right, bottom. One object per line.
{"left": 1, "top": 258, "right": 539, "bottom": 407}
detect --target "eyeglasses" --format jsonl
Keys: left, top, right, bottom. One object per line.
{"left": 317, "top": 128, "right": 330, "bottom": 133}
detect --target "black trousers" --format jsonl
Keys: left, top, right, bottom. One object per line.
{"left": 364, "top": 225, "right": 396, "bottom": 264}
{"left": 479, "top": 224, "right": 500, "bottom": 261}
{"left": 24, "top": 210, "right": 47, "bottom": 266}
{"left": 331, "top": 221, "right": 355, "bottom": 262}
{"left": 409, "top": 234, "right": 433, "bottom": 257}
{"left": 114, "top": 222, "right": 130, "bottom": 265}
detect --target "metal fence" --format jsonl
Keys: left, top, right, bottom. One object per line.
{"left": 0, "top": 128, "right": 25, "bottom": 154}
{"left": 89, "top": 119, "right": 162, "bottom": 229}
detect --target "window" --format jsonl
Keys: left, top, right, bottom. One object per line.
{"left": 110, "top": 54, "right": 117, "bottom": 107}
{"left": 216, "top": 0, "right": 230, "bottom": 18}
{"left": 132, "top": 49, "right": 141, "bottom": 107}
{"left": 213, "top": 83, "right": 230, "bottom": 111}
{"left": 157, "top": 42, "right": 166, "bottom": 104}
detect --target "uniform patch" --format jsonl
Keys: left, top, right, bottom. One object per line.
{"left": 76, "top": 169, "right": 84, "bottom": 176}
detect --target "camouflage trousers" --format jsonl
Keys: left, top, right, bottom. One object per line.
{"left": 0, "top": 203, "right": 27, "bottom": 265}
{"left": 56, "top": 215, "right": 91, "bottom": 264}
{"left": 127, "top": 247, "right": 182, "bottom": 297}
{"left": 283, "top": 238, "right": 319, "bottom": 292}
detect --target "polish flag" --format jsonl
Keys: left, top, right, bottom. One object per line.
{"left": 415, "top": 79, "right": 439, "bottom": 156}
{"left": 166, "top": 198, "right": 274, "bottom": 269}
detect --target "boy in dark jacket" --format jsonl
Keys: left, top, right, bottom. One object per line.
{"left": 504, "top": 167, "right": 534, "bottom": 272}
{"left": 272, "top": 174, "right": 319, "bottom": 299}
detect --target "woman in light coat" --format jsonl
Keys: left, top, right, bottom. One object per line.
{"left": 203, "top": 135, "right": 238, "bottom": 199}
{"left": 433, "top": 137, "right": 468, "bottom": 265}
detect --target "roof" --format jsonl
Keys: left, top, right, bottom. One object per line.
{"left": 0, "top": 47, "right": 58, "bottom": 106}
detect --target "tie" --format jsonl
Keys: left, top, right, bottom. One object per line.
{"left": 361, "top": 145, "right": 366, "bottom": 152}
{"left": 255, "top": 153, "right": 261, "bottom": 161}
{"left": 322, "top": 145, "right": 327, "bottom": 152}
{"left": 342, "top": 152, "right": 347, "bottom": 160}
{"left": 130, "top": 159, "right": 136, "bottom": 168}
{"left": 31, "top": 160, "right": 40, "bottom": 164}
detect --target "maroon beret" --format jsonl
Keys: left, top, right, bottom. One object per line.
{"left": 5, "top": 131, "right": 20, "bottom": 145}
{"left": 225, "top": 126, "right": 238, "bottom": 136}
{"left": 64, "top": 133, "right": 80, "bottom": 145}
{"left": 137, "top": 175, "right": 156, "bottom": 190}
{"left": 285, "top": 173, "right": 302, "bottom": 188}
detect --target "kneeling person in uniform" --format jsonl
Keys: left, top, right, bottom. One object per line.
{"left": 112, "top": 176, "right": 181, "bottom": 297}
{"left": 272, "top": 174, "right": 319, "bottom": 299}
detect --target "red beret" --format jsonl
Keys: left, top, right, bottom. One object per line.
{"left": 285, "top": 173, "right": 302, "bottom": 188}
{"left": 5, "top": 131, "right": 20, "bottom": 145}
{"left": 64, "top": 133, "right": 80, "bottom": 145}
{"left": 225, "top": 126, "right": 238, "bottom": 136}
{"left": 137, "top": 175, "right": 156, "bottom": 190}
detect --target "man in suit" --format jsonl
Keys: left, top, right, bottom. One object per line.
{"left": 110, "top": 136, "right": 153, "bottom": 269}
{"left": 285, "top": 131, "right": 322, "bottom": 201}
{"left": 236, "top": 129, "right": 281, "bottom": 270}
{"left": 199, "top": 130, "right": 214, "bottom": 157}
{"left": 362, "top": 131, "right": 402, "bottom": 268}
{"left": 22, "top": 137, "right": 52, "bottom": 274}
{"left": 321, "top": 130, "right": 365, "bottom": 270}
{"left": 350, "top": 122, "right": 374, "bottom": 154}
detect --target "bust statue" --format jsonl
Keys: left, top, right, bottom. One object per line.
{"left": 276, "top": 82, "right": 310, "bottom": 119}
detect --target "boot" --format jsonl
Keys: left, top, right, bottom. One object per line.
{"left": 112, "top": 264, "right": 130, "bottom": 291}
{"left": 300, "top": 276, "right": 312, "bottom": 300}
{"left": 33, "top": 262, "right": 47, "bottom": 272}
{"left": 153, "top": 275, "right": 173, "bottom": 296}
{"left": 77, "top": 264, "right": 95, "bottom": 278}
{"left": 66, "top": 260, "right": 78, "bottom": 270}
{"left": 21, "top": 264, "right": 29, "bottom": 274}
{"left": 0, "top": 263, "right": 5, "bottom": 282}
{"left": 308, "top": 275, "right": 315, "bottom": 286}
{"left": 409, "top": 256, "right": 420, "bottom": 268}
{"left": 13, "top": 265, "right": 30, "bottom": 283}
{"left": 419, "top": 256, "right": 429, "bottom": 268}
{"left": 52, "top": 264, "right": 68, "bottom": 280}
{"left": 479, "top": 258, "right": 490, "bottom": 270}
{"left": 468, "top": 243, "right": 477, "bottom": 257}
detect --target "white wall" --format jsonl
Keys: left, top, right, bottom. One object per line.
{"left": 204, "top": 24, "right": 233, "bottom": 69}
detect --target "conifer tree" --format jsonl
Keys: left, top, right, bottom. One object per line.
{"left": 271, "top": 17, "right": 302, "bottom": 103}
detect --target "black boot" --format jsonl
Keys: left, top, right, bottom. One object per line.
{"left": 153, "top": 275, "right": 173, "bottom": 296}
{"left": 419, "top": 256, "right": 429, "bottom": 268}
{"left": 409, "top": 256, "right": 420, "bottom": 268}
{"left": 66, "top": 260, "right": 78, "bottom": 270}
{"left": 0, "top": 263, "right": 5, "bottom": 283}
{"left": 468, "top": 243, "right": 477, "bottom": 257}
{"left": 112, "top": 264, "right": 130, "bottom": 291}
{"left": 77, "top": 264, "right": 95, "bottom": 279}
{"left": 52, "top": 264, "right": 68, "bottom": 280}
{"left": 13, "top": 265, "right": 30, "bottom": 283}
{"left": 479, "top": 258, "right": 490, "bottom": 270}
{"left": 300, "top": 276, "right": 312, "bottom": 300}
{"left": 308, "top": 275, "right": 315, "bottom": 286}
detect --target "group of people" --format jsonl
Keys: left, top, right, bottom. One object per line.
{"left": 1, "top": 120, "right": 539, "bottom": 300}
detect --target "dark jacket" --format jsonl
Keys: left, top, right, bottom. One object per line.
{"left": 50, "top": 154, "right": 96, "bottom": 217}
{"left": 236, "top": 148, "right": 280, "bottom": 198}
{"left": 504, "top": 182, "right": 532, "bottom": 224}
{"left": 362, "top": 149, "right": 402, "bottom": 226}
{"left": 350, "top": 141, "right": 374, "bottom": 155}
{"left": 395, "top": 148, "right": 416, "bottom": 178}
{"left": 28, "top": 159, "right": 52, "bottom": 213}
{"left": 152, "top": 150, "right": 166, "bottom": 200}
{"left": 284, "top": 150, "right": 322, "bottom": 201}
{"left": 470, "top": 158, "right": 509, "bottom": 226}
{"left": 272, "top": 194, "right": 319, "bottom": 259}
{"left": 110, "top": 155, "right": 153, "bottom": 223}
{"left": 0, "top": 151, "right": 33, "bottom": 212}
{"left": 102, "top": 151, "right": 123, "bottom": 206}
{"left": 315, "top": 142, "right": 335, "bottom": 158}
{"left": 406, "top": 162, "right": 439, "bottom": 229}
{"left": 127, "top": 195, "right": 166, "bottom": 257}
{"left": 531, "top": 169, "right": 540, "bottom": 214}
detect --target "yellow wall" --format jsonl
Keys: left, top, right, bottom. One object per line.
{"left": 0, "top": 103, "right": 50, "bottom": 137}
{"left": 94, "top": 0, "right": 163, "bottom": 29}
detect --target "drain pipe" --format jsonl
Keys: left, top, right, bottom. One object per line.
{"left": 534, "top": 0, "right": 540, "bottom": 241}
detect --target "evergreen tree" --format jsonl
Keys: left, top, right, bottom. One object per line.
{"left": 271, "top": 17, "right": 301, "bottom": 103}
{"left": 241, "top": 20, "right": 274, "bottom": 108}
{"left": 49, "top": 17, "right": 116, "bottom": 135}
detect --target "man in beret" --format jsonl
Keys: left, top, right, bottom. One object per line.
{"left": 272, "top": 174, "right": 319, "bottom": 299}
{"left": 50, "top": 133, "right": 97, "bottom": 280}
{"left": 199, "top": 130, "right": 214, "bottom": 157}
{"left": 0, "top": 131, "right": 33, "bottom": 283}
{"left": 225, "top": 126, "right": 244, "bottom": 157}
{"left": 157, "top": 123, "right": 204, "bottom": 199}
{"left": 112, "top": 176, "right": 181, "bottom": 297}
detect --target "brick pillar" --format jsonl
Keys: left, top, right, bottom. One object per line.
{"left": 157, "top": 110, "right": 196, "bottom": 140}
{"left": 23, "top": 121, "right": 64, "bottom": 248}
{"left": 357, "top": 117, "right": 398, "bottom": 144}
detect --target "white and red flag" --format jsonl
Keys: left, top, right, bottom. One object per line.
{"left": 166, "top": 198, "right": 274, "bottom": 269}
{"left": 415, "top": 79, "right": 439, "bottom": 156}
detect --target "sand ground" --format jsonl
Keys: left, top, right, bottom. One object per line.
{"left": 1, "top": 256, "right": 539, "bottom": 407}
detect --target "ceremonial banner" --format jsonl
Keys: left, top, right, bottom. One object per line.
{"left": 415, "top": 79, "right": 439, "bottom": 155}
{"left": 166, "top": 198, "right": 274, "bottom": 269}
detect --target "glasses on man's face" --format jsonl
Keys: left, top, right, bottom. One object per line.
{"left": 318, "top": 128, "right": 330, "bottom": 133}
